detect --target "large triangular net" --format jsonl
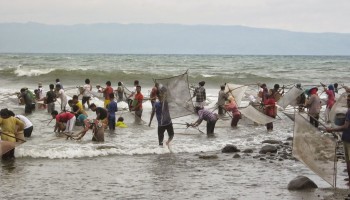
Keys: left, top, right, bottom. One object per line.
{"left": 293, "top": 112, "right": 337, "bottom": 187}
{"left": 224, "top": 83, "right": 248, "bottom": 107}
{"left": 239, "top": 105, "right": 276, "bottom": 124}
{"left": 277, "top": 86, "right": 304, "bottom": 109}
{"left": 155, "top": 72, "right": 194, "bottom": 119}
{"left": 0, "top": 140, "right": 16, "bottom": 157}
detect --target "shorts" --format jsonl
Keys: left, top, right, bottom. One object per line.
{"left": 82, "top": 96, "right": 91, "bottom": 105}
{"left": 343, "top": 141, "right": 350, "bottom": 162}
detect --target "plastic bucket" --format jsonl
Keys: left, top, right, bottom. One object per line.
{"left": 334, "top": 113, "right": 346, "bottom": 126}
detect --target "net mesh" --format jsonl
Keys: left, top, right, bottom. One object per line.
{"left": 239, "top": 105, "right": 276, "bottom": 124}
{"left": 277, "top": 86, "right": 304, "bottom": 109}
{"left": 0, "top": 140, "right": 16, "bottom": 157}
{"left": 224, "top": 83, "right": 248, "bottom": 107}
{"left": 330, "top": 92, "right": 349, "bottom": 127}
{"left": 155, "top": 72, "right": 194, "bottom": 119}
{"left": 293, "top": 112, "right": 337, "bottom": 187}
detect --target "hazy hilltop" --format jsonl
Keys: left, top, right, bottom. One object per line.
{"left": 1, "top": 22, "right": 350, "bottom": 55}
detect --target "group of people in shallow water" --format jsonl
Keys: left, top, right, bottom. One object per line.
{"left": 1, "top": 78, "right": 350, "bottom": 185}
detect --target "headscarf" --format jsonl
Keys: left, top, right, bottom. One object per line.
{"left": 309, "top": 87, "right": 318, "bottom": 95}
{"left": 328, "top": 84, "right": 335, "bottom": 96}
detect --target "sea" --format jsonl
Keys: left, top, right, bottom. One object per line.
{"left": 0, "top": 53, "right": 349, "bottom": 200}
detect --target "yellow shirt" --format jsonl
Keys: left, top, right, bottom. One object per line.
{"left": 116, "top": 121, "right": 127, "bottom": 128}
{"left": 0, "top": 117, "right": 25, "bottom": 142}
{"left": 76, "top": 101, "right": 84, "bottom": 111}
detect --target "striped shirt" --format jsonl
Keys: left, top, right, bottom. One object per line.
{"left": 194, "top": 86, "right": 206, "bottom": 103}
{"left": 198, "top": 109, "right": 217, "bottom": 122}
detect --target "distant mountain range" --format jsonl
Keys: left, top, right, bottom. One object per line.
{"left": 1, "top": 22, "right": 350, "bottom": 55}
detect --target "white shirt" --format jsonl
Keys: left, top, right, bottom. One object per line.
{"left": 83, "top": 84, "right": 92, "bottom": 97}
{"left": 58, "top": 89, "right": 67, "bottom": 102}
{"left": 16, "top": 115, "right": 33, "bottom": 129}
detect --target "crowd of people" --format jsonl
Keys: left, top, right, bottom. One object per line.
{"left": 1, "top": 78, "right": 350, "bottom": 185}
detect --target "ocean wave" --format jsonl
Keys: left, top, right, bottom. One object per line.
{"left": 14, "top": 67, "right": 57, "bottom": 77}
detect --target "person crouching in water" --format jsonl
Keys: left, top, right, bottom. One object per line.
{"left": 72, "top": 119, "right": 105, "bottom": 142}
{"left": 224, "top": 96, "right": 241, "bottom": 128}
{"left": 149, "top": 87, "right": 174, "bottom": 146}
{"left": 51, "top": 110, "right": 76, "bottom": 134}
{"left": 188, "top": 108, "right": 219, "bottom": 136}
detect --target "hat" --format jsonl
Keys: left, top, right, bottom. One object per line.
{"left": 38, "top": 82, "right": 42, "bottom": 87}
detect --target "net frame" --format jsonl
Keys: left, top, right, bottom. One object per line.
{"left": 292, "top": 112, "right": 337, "bottom": 187}
{"left": 154, "top": 71, "right": 195, "bottom": 119}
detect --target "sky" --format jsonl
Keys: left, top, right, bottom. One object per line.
{"left": 1, "top": 0, "right": 350, "bottom": 33}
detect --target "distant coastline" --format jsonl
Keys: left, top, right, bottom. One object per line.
{"left": 1, "top": 23, "right": 350, "bottom": 55}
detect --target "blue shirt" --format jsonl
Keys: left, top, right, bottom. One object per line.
{"left": 342, "top": 109, "right": 350, "bottom": 142}
{"left": 155, "top": 101, "right": 172, "bottom": 126}
{"left": 108, "top": 100, "right": 118, "bottom": 117}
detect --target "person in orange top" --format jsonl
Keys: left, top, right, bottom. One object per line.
{"left": 264, "top": 94, "right": 277, "bottom": 131}
{"left": 224, "top": 96, "right": 241, "bottom": 128}
{"left": 0, "top": 108, "right": 25, "bottom": 160}
{"left": 132, "top": 85, "right": 144, "bottom": 124}
{"left": 101, "top": 81, "right": 114, "bottom": 108}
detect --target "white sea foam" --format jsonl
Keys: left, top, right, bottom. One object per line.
{"left": 14, "top": 67, "right": 56, "bottom": 77}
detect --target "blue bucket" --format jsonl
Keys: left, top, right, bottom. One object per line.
{"left": 334, "top": 113, "right": 346, "bottom": 126}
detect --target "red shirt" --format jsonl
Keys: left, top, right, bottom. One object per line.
{"left": 104, "top": 86, "right": 114, "bottom": 100}
{"left": 264, "top": 98, "right": 276, "bottom": 117}
{"left": 56, "top": 112, "right": 75, "bottom": 123}
{"left": 134, "top": 92, "right": 144, "bottom": 110}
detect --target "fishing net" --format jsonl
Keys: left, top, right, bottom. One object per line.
{"left": 329, "top": 92, "right": 349, "bottom": 128}
{"left": 0, "top": 140, "right": 16, "bottom": 157}
{"left": 239, "top": 105, "right": 276, "bottom": 124}
{"left": 293, "top": 112, "right": 337, "bottom": 187}
{"left": 155, "top": 72, "right": 194, "bottom": 119}
{"left": 224, "top": 83, "right": 248, "bottom": 107}
{"left": 277, "top": 86, "right": 304, "bottom": 109}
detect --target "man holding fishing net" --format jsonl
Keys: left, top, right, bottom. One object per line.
{"left": 326, "top": 94, "right": 350, "bottom": 185}
{"left": 149, "top": 85, "right": 174, "bottom": 147}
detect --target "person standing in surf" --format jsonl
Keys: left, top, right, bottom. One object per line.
{"left": 132, "top": 85, "right": 144, "bottom": 124}
{"left": 305, "top": 87, "right": 322, "bottom": 128}
{"left": 150, "top": 82, "right": 159, "bottom": 109}
{"left": 127, "top": 80, "right": 139, "bottom": 111}
{"left": 55, "top": 84, "right": 67, "bottom": 111}
{"left": 323, "top": 84, "right": 335, "bottom": 123}
{"left": 264, "top": 94, "right": 277, "bottom": 131}
{"left": 107, "top": 93, "right": 118, "bottom": 131}
{"left": 101, "top": 81, "right": 114, "bottom": 108}
{"left": 193, "top": 81, "right": 206, "bottom": 113}
{"left": 82, "top": 78, "right": 92, "bottom": 109}
{"left": 116, "top": 81, "right": 125, "bottom": 102}
{"left": 326, "top": 94, "right": 350, "bottom": 185}
{"left": 224, "top": 96, "right": 241, "bottom": 128}
{"left": 217, "top": 85, "right": 228, "bottom": 116}
{"left": 46, "top": 84, "right": 57, "bottom": 114}
{"left": 149, "top": 86, "right": 174, "bottom": 146}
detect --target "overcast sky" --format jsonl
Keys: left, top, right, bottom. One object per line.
{"left": 1, "top": 0, "right": 350, "bottom": 33}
